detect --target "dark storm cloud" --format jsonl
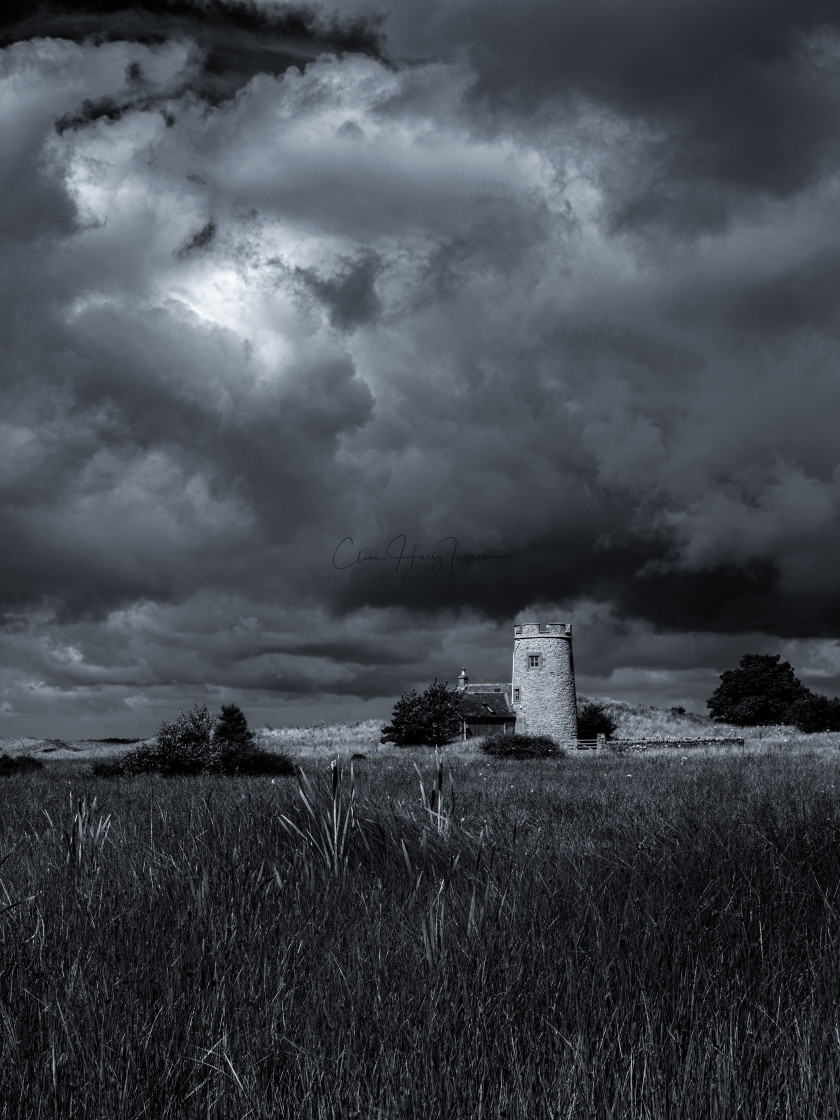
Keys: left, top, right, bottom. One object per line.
{"left": 325, "top": 531, "right": 796, "bottom": 640}
{"left": 177, "top": 219, "right": 217, "bottom": 253}
{"left": 0, "top": 0, "right": 385, "bottom": 56}
{"left": 55, "top": 95, "right": 132, "bottom": 132}
{"left": 0, "top": 297, "right": 374, "bottom": 619}
{"left": 295, "top": 252, "right": 382, "bottom": 330}
{"left": 1, "top": 0, "right": 386, "bottom": 102}
{"left": 395, "top": 0, "right": 840, "bottom": 233}
{"left": 674, "top": 248, "right": 840, "bottom": 336}
{"left": 4, "top": 1, "right": 840, "bottom": 731}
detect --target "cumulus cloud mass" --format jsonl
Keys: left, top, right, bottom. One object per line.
{"left": 3, "top": 0, "right": 840, "bottom": 734}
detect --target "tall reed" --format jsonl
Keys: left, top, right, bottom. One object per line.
{"left": 0, "top": 752, "right": 838, "bottom": 1117}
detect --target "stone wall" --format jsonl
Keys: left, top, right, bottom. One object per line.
{"left": 601, "top": 737, "right": 745, "bottom": 752}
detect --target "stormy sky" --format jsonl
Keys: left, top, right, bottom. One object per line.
{"left": 4, "top": 0, "right": 840, "bottom": 735}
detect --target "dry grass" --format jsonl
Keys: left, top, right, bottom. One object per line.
{"left": 587, "top": 695, "right": 740, "bottom": 739}
{"left": 257, "top": 718, "right": 383, "bottom": 758}
{"left": 256, "top": 719, "right": 492, "bottom": 763}
{"left": 1, "top": 744, "right": 840, "bottom": 1116}
{"left": 588, "top": 696, "right": 840, "bottom": 755}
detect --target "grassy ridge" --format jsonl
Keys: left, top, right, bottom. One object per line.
{"left": 0, "top": 750, "right": 839, "bottom": 1117}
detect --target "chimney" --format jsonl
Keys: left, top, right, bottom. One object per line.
{"left": 457, "top": 668, "right": 468, "bottom": 692}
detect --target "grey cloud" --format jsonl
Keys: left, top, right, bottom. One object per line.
{"left": 55, "top": 95, "right": 129, "bottom": 134}
{"left": 287, "top": 638, "right": 418, "bottom": 666}
{"left": 5, "top": 8, "right": 840, "bottom": 730}
{"left": 375, "top": 0, "right": 840, "bottom": 233}
{"left": 1, "top": 1, "right": 387, "bottom": 103}
{"left": 295, "top": 252, "right": 382, "bottom": 330}
{"left": 682, "top": 249, "right": 840, "bottom": 336}
{"left": 54, "top": 94, "right": 178, "bottom": 134}
{"left": 177, "top": 219, "right": 218, "bottom": 254}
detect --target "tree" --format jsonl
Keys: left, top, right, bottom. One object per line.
{"left": 210, "top": 702, "right": 290, "bottom": 774}
{"left": 381, "top": 680, "right": 462, "bottom": 747}
{"left": 213, "top": 702, "right": 255, "bottom": 752}
{"left": 707, "top": 654, "right": 811, "bottom": 726}
{"left": 787, "top": 692, "right": 840, "bottom": 734}
{"left": 576, "top": 701, "right": 618, "bottom": 740}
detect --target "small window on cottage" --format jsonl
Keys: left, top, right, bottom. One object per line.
{"left": 528, "top": 654, "right": 540, "bottom": 668}
{"left": 513, "top": 687, "right": 520, "bottom": 703}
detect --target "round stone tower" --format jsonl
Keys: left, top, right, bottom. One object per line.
{"left": 511, "top": 622, "right": 577, "bottom": 742}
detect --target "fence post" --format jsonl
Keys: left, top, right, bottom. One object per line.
{"left": 596, "top": 733, "right": 605, "bottom": 750}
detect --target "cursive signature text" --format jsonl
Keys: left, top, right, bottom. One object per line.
{"left": 332, "top": 535, "right": 509, "bottom": 574}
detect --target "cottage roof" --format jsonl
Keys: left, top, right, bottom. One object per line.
{"left": 457, "top": 684, "right": 514, "bottom": 719}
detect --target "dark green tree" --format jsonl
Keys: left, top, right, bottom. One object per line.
{"left": 213, "top": 703, "right": 255, "bottom": 751}
{"left": 707, "top": 654, "right": 811, "bottom": 726}
{"left": 381, "top": 680, "right": 462, "bottom": 747}
{"left": 787, "top": 692, "right": 840, "bottom": 734}
{"left": 576, "top": 701, "right": 618, "bottom": 740}
{"left": 210, "top": 702, "right": 295, "bottom": 774}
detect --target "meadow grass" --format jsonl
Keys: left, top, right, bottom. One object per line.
{"left": 259, "top": 719, "right": 385, "bottom": 759}
{"left": 1, "top": 745, "right": 840, "bottom": 1117}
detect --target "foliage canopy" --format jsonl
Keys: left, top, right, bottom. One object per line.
{"left": 707, "top": 654, "right": 840, "bottom": 732}
{"left": 123, "top": 702, "right": 293, "bottom": 776}
{"left": 381, "top": 680, "right": 463, "bottom": 747}
{"left": 576, "top": 701, "right": 618, "bottom": 740}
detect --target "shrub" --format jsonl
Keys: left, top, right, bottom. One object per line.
{"left": 0, "top": 753, "right": 44, "bottom": 775}
{"left": 124, "top": 703, "right": 215, "bottom": 775}
{"left": 480, "top": 731, "right": 564, "bottom": 758}
{"left": 90, "top": 759, "right": 126, "bottom": 778}
{"left": 576, "top": 701, "right": 618, "bottom": 740}
{"left": 215, "top": 741, "right": 295, "bottom": 776}
{"left": 381, "top": 680, "right": 462, "bottom": 747}
{"left": 123, "top": 740, "right": 164, "bottom": 775}
{"left": 122, "top": 703, "right": 294, "bottom": 777}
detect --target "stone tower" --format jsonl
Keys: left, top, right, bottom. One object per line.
{"left": 511, "top": 622, "right": 577, "bottom": 741}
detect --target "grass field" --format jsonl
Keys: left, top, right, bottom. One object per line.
{"left": 1, "top": 710, "right": 840, "bottom": 1117}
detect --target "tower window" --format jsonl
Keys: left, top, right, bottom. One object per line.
{"left": 528, "top": 654, "right": 540, "bottom": 668}
{"left": 513, "top": 688, "right": 520, "bottom": 702}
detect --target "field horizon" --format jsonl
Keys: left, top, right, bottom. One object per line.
{"left": 2, "top": 722, "right": 840, "bottom": 1116}
{"left": 1, "top": 694, "right": 836, "bottom": 769}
